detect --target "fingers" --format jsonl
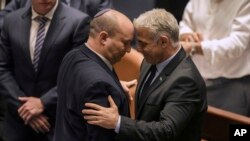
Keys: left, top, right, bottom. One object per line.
{"left": 120, "top": 80, "right": 130, "bottom": 93}
{"left": 192, "top": 33, "right": 200, "bottom": 42}
{"left": 18, "top": 105, "right": 36, "bottom": 124}
{"left": 29, "top": 120, "right": 39, "bottom": 133}
{"left": 29, "top": 115, "right": 50, "bottom": 134}
{"left": 82, "top": 109, "right": 102, "bottom": 116}
{"left": 39, "top": 115, "right": 51, "bottom": 130}
{"left": 18, "top": 97, "right": 29, "bottom": 102}
{"left": 18, "top": 105, "right": 29, "bottom": 122}
{"left": 127, "top": 93, "right": 133, "bottom": 101}
{"left": 18, "top": 105, "right": 25, "bottom": 117}
{"left": 83, "top": 115, "right": 98, "bottom": 122}
{"left": 36, "top": 116, "right": 50, "bottom": 133}
{"left": 126, "top": 79, "right": 137, "bottom": 88}
{"left": 25, "top": 115, "right": 32, "bottom": 125}
{"left": 84, "top": 103, "right": 103, "bottom": 111}
{"left": 108, "top": 95, "right": 117, "bottom": 108}
{"left": 197, "top": 33, "right": 203, "bottom": 41}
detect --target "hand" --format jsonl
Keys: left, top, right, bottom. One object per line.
{"left": 180, "top": 32, "right": 203, "bottom": 42}
{"left": 120, "top": 79, "right": 137, "bottom": 101}
{"left": 18, "top": 97, "right": 45, "bottom": 124}
{"left": 28, "top": 114, "right": 50, "bottom": 134}
{"left": 82, "top": 95, "right": 119, "bottom": 129}
{"left": 180, "top": 41, "right": 203, "bottom": 55}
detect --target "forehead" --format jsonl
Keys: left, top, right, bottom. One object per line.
{"left": 116, "top": 23, "right": 134, "bottom": 40}
{"left": 136, "top": 27, "right": 153, "bottom": 42}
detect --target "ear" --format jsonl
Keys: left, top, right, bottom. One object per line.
{"left": 98, "top": 31, "right": 109, "bottom": 45}
{"left": 158, "top": 35, "right": 169, "bottom": 48}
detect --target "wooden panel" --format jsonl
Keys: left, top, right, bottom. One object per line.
{"left": 114, "top": 48, "right": 143, "bottom": 119}
{"left": 202, "top": 106, "right": 250, "bottom": 141}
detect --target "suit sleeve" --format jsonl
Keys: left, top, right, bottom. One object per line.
{"left": 40, "top": 87, "right": 57, "bottom": 118}
{"left": 40, "top": 14, "right": 90, "bottom": 116}
{"left": 0, "top": 15, "right": 26, "bottom": 115}
{"left": 0, "top": 0, "right": 29, "bottom": 33}
{"left": 82, "top": 81, "right": 123, "bottom": 141}
{"left": 118, "top": 77, "right": 203, "bottom": 141}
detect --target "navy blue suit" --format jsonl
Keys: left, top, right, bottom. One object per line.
{"left": 0, "top": 2, "right": 90, "bottom": 141}
{"left": 54, "top": 45, "right": 129, "bottom": 141}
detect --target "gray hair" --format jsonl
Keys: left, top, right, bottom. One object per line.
{"left": 133, "top": 9, "right": 179, "bottom": 43}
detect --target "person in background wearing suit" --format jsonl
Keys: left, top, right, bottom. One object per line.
{"left": 0, "top": 0, "right": 112, "bottom": 32}
{"left": 82, "top": 9, "right": 207, "bottom": 141}
{"left": 179, "top": 0, "right": 250, "bottom": 116}
{"left": 0, "top": 0, "right": 90, "bottom": 140}
{"left": 61, "top": 0, "right": 112, "bottom": 17}
{"left": 54, "top": 9, "right": 134, "bottom": 141}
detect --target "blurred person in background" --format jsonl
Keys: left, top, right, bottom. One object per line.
{"left": 179, "top": 0, "right": 250, "bottom": 116}
{"left": 0, "top": 0, "right": 90, "bottom": 140}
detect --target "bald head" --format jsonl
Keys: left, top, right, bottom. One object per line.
{"left": 87, "top": 9, "right": 134, "bottom": 65}
{"left": 89, "top": 9, "right": 133, "bottom": 38}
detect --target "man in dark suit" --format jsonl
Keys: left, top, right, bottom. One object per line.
{"left": 54, "top": 9, "right": 134, "bottom": 141}
{"left": 0, "top": 0, "right": 90, "bottom": 140}
{"left": 0, "top": 0, "right": 112, "bottom": 31}
{"left": 82, "top": 9, "right": 207, "bottom": 141}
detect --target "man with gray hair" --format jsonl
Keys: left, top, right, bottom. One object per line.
{"left": 82, "top": 9, "right": 207, "bottom": 141}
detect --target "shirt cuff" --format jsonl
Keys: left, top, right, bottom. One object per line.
{"left": 114, "top": 115, "right": 121, "bottom": 133}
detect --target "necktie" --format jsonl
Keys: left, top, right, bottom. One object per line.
{"left": 139, "top": 65, "right": 157, "bottom": 99}
{"left": 33, "top": 16, "right": 48, "bottom": 72}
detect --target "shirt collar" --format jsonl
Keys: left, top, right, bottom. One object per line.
{"left": 156, "top": 46, "right": 181, "bottom": 73}
{"left": 85, "top": 43, "right": 113, "bottom": 71}
{"left": 31, "top": 0, "right": 59, "bottom": 20}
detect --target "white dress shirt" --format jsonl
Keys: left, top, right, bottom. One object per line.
{"left": 179, "top": 0, "right": 250, "bottom": 79}
{"left": 29, "top": 0, "right": 59, "bottom": 62}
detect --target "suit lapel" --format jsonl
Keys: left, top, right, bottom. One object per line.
{"left": 80, "top": 46, "right": 125, "bottom": 94}
{"left": 136, "top": 47, "right": 187, "bottom": 118}
{"left": 37, "top": 3, "right": 65, "bottom": 73}
{"left": 135, "top": 62, "right": 150, "bottom": 113}
{"left": 20, "top": 7, "right": 36, "bottom": 75}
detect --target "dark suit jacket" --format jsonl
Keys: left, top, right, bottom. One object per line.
{"left": 0, "top": 0, "right": 112, "bottom": 30}
{"left": 0, "top": 2, "right": 90, "bottom": 139}
{"left": 117, "top": 48, "right": 207, "bottom": 141}
{"left": 61, "top": 0, "right": 113, "bottom": 17}
{"left": 54, "top": 45, "right": 129, "bottom": 141}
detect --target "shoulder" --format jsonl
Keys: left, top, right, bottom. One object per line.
{"left": 5, "top": 7, "right": 26, "bottom": 18}
{"left": 63, "top": 50, "right": 111, "bottom": 81}
{"left": 59, "top": 3, "right": 90, "bottom": 19}
{"left": 3, "top": 7, "right": 28, "bottom": 24}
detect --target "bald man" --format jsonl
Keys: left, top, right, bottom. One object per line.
{"left": 53, "top": 9, "right": 134, "bottom": 141}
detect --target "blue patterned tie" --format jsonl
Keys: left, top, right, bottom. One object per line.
{"left": 33, "top": 16, "right": 48, "bottom": 72}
